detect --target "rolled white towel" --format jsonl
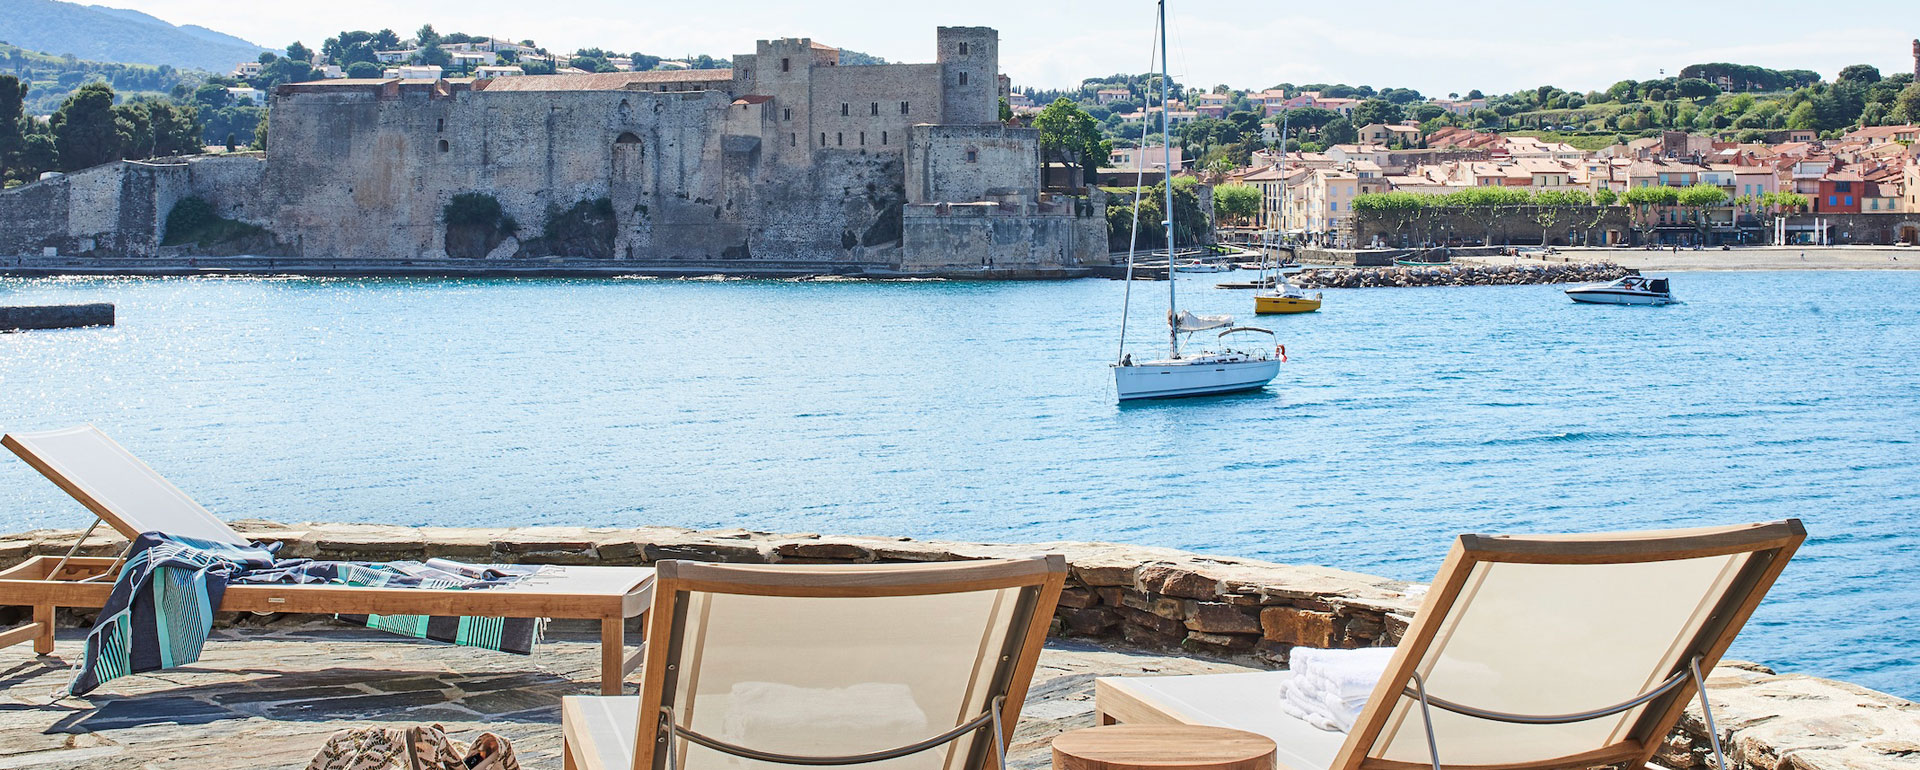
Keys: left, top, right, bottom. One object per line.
{"left": 1279, "top": 647, "right": 1396, "bottom": 733}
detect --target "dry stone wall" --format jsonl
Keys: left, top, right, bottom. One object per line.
{"left": 1, "top": 522, "right": 1915, "bottom": 769}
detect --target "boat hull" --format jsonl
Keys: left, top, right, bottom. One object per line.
{"left": 1114, "top": 359, "right": 1281, "bottom": 400}
{"left": 1565, "top": 288, "right": 1673, "bottom": 305}
{"left": 1254, "top": 295, "right": 1321, "bottom": 314}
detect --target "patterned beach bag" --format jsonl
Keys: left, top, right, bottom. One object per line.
{"left": 307, "top": 724, "right": 520, "bottom": 770}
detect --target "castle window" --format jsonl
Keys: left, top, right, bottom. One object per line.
{"left": 965, "top": 149, "right": 977, "bottom": 163}
{"left": 958, "top": 42, "right": 969, "bottom": 56}
{"left": 900, "top": 101, "right": 910, "bottom": 115}
{"left": 783, "top": 107, "right": 791, "bottom": 121}
{"left": 841, "top": 103, "right": 849, "bottom": 116}
{"left": 790, "top": 133, "right": 796, "bottom": 146}
{"left": 436, "top": 118, "right": 445, "bottom": 132}
{"left": 781, "top": 57, "right": 790, "bottom": 72}
{"left": 837, "top": 132, "right": 843, "bottom": 146}
{"left": 958, "top": 72, "right": 969, "bottom": 86}
{"left": 821, "top": 132, "right": 827, "bottom": 146}
{"left": 881, "top": 131, "right": 887, "bottom": 145}
{"left": 860, "top": 131, "right": 866, "bottom": 145}
{"left": 870, "top": 102, "right": 878, "bottom": 116}
{"left": 438, "top": 139, "right": 449, "bottom": 153}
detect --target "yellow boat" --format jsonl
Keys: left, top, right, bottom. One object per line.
{"left": 1254, "top": 293, "right": 1322, "bottom": 314}
{"left": 1253, "top": 276, "right": 1322, "bottom": 314}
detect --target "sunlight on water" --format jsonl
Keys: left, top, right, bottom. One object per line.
{"left": 1, "top": 270, "right": 1915, "bottom": 696}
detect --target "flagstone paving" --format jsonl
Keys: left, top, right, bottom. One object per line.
{"left": 0, "top": 622, "right": 1254, "bottom": 769}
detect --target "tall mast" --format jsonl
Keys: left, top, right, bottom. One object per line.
{"left": 1161, "top": 0, "right": 1178, "bottom": 359}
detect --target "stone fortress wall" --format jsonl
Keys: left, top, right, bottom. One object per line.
{"left": 0, "top": 26, "right": 1109, "bottom": 274}
{"left": 1, "top": 522, "right": 1912, "bottom": 770}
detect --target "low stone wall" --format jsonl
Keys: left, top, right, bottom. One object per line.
{"left": 1291, "top": 261, "right": 1628, "bottom": 289}
{"left": 2, "top": 523, "right": 1914, "bottom": 769}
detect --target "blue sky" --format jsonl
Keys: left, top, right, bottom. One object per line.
{"left": 113, "top": 0, "right": 1919, "bottom": 96}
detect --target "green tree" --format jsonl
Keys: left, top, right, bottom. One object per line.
{"left": 286, "top": 41, "right": 313, "bottom": 63}
{"left": 998, "top": 97, "right": 1012, "bottom": 122}
{"left": 346, "top": 61, "right": 384, "bottom": 79}
{"left": 1622, "top": 185, "right": 1680, "bottom": 244}
{"left": 1351, "top": 191, "right": 1425, "bottom": 245}
{"left": 1034, "top": 98, "right": 1108, "bottom": 185}
{"left": 1674, "top": 78, "right": 1719, "bottom": 99}
{"left": 1891, "top": 83, "right": 1920, "bottom": 123}
{"left": 1320, "top": 116, "right": 1356, "bottom": 144}
{"left": 1676, "top": 184, "right": 1727, "bottom": 242}
{"left": 146, "top": 101, "right": 202, "bottom": 157}
{"left": 417, "top": 43, "right": 452, "bottom": 68}
{"left": 1837, "top": 64, "right": 1881, "bottom": 86}
{"left": 1348, "top": 98, "right": 1404, "bottom": 127}
{"left": 1212, "top": 183, "right": 1259, "bottom": 225}
{"left": 1784, "top": 102, "right": 1817, "bottom": 130}
{"left": 51, "top": 82, "right": 123, "bottom": 170}
{"left": 19, "top": 134, "right": 57, "bottom": 179}
{"left": 415, "top": 24, "right": 439, "bottom": 47}
{"left": 1529, "top": 189, "right": 1590, "bottom": 246}
{"left": 0, "top": 75, "right": 24, "bottom": 183}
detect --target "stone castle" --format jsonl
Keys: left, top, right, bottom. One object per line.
{"left": 0, "top": 27, "right": 1108, "bottom": 274}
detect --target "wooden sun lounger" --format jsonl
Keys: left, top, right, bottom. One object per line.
{"left": 1096, "top": 520, "right": 1806, "bottom": 770}
{"left": 0, "top": 426, "right": 655, "bottom": 695}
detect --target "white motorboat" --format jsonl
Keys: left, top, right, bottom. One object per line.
{"left": 1174, "top": 260, "right": 1230, "bottom": 273}
{"left": 1109, "top": 0, "right": 1282, "bottom": 402}
{"left": 1565, "top": 274, "right": 1675, "bottom": 305}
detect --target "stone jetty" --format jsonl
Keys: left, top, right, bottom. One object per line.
{"left": 1291, "top": 261, "right": 1628, "bottom": 289}
{"left": 2, "top": 522, "right": 1915, "bottom": 769}
{"left": 0, "top": 303, "right": 113, "bottom": 331}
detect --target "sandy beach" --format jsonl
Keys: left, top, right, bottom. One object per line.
{"left": 1524, "top": 245, "right": 1920, "bottom": 271}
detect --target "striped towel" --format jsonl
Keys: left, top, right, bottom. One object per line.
{"left": 69, "top": 534, "right": 547, "bottom": 695}
{"left": 68, "top": 533, "right": 277, "bottom": 696}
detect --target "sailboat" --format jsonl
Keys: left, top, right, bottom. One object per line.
{"left": 1113, "top": 0, "right": 1282, "bottom": 402}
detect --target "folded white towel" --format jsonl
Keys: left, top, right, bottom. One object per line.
{"left": 1278, "top": 647, "right": 1396, "bottom": 733}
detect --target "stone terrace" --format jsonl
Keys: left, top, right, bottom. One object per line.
{"left": 2, "top": 523, "right": 1917, "bottom": 769}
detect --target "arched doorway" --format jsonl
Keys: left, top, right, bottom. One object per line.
{"left": 612, "top": 132, "right": 643, "bottom": 183}
{"left": 1897, "top": 221, "right": 1920, "bottom": 246}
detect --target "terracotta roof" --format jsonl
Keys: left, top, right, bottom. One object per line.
{"left": 810, "top": 41, "right": 837, "bottom": 51}
{"left": 473, "top": 70, "right": 732, "bottom": 91}
{"left": 732, "top": 95, "right": 774, "bottom": 105}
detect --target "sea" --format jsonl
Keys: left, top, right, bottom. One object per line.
{"left": 1, "top": 269, "right": 1914, "bottom": 698}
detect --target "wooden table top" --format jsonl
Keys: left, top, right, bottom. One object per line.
{"left": 1052, "top": 724, "right": 1278, "bottom": 770}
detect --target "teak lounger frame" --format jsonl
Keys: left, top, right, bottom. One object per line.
{"left": 0, "top": 426, "right": 656, "bottom": 695}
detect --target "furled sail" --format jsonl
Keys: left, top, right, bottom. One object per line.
{"left": 1169, "top": 310, "right": 1233, "bottom": 332}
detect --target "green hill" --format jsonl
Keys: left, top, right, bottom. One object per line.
{"left": 0, "top": 0, "right": 270, "bottom": 73}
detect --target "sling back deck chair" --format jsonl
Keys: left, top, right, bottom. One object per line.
{"left": 1095, "top": 520, "right": 1806, "bottom": 770}
{"left": 560, "top": 555, "right": 1068, "bottom": 770}
{"left": 0, "top": 425, "right": 656, "bottom": 695}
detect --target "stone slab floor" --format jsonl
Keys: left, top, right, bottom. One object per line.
{"left": 0, "top": 623, "right": 1253, "bottom": 769}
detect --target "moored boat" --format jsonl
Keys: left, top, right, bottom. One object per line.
{"left": 1565, "top": 274, "right": 1675, "bottom": 305}
{"left": 1253, "top": 274, "right": 1321, "bottom": 314}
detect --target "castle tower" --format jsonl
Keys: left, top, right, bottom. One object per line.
{"left": 1912, "top": 39, "right": 1918, "bottom": 79}
{"left": 937, "top": 27, "right": 999, "bottom": 125}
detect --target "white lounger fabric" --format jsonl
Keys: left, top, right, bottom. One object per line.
{"left": 5, "top": 425, "right": 250, "bottom": 545}
{"left": 1108, "top": 671, "right": 1349, "bottom": 770}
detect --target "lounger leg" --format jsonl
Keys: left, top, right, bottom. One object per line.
{"left": 601, "top": 619, "right": 624, "bottom": 695}
{"left": 32, "top": 605, "right": 54, "bottom": 655}
{"left": 563, "top": 737, "right": 579, "bottom": 770}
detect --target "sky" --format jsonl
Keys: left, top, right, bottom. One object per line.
{"left": 107, "top": 0, "right": 1920, "bottom": 96}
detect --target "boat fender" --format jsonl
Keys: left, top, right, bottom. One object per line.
{"left": 1276, "top": 344, "right": 1287, "bottom": 363}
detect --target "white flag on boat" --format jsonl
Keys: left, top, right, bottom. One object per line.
{"left": 1170, "top": 310, "right": 1233, "bottom": 332}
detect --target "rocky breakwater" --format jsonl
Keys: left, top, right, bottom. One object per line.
{"left": 1292, "top": 261, "right": 1628, "bottom": 289}
{"left": 3, "top": 523, "right": 1917, "bottom": 770}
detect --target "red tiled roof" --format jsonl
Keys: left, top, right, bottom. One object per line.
{"left": 473, "top": 70, "right": 732, "bottom": 91}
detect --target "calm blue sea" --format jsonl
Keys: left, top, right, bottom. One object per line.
{"left": 1, "top": 270, "right": 1915, "bottom": 697}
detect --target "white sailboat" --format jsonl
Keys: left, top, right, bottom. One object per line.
{"left": 1113, "top": 0, "right": 1281, "bottom": 402}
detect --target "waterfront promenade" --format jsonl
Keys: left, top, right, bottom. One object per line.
{"left": 1508, "top": 245, "right": 1920, "bottom": 271}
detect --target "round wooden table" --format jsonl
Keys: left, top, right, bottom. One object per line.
{"left": 1052, "top": 725, "right": 1277, "bottom": 770}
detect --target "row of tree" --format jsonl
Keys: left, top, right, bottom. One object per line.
{"left": 1350, "top": 185, "right": 1811, "bottom": 246}
{"left": 1, "top": 79, "right": 217, "bottom": 186}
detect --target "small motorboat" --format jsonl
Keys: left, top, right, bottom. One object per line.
{"left": 1565, "top": 274, "right": 1675, "bottom": 305}
{"left": 1173, "top": 260, "right": 1231, "bottom": 273}
{"left": 1254, "top": 275, "right": 1322, "bottom": 314}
